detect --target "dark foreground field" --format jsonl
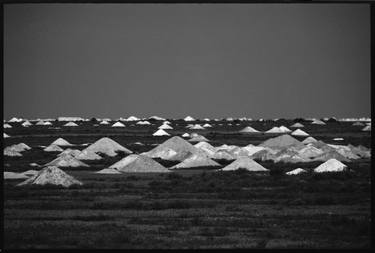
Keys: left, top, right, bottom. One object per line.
{"left": 4, "top": 163, "right": 371, "bottom": 249}
{"left": 3, "top": 119, "right": 372, "bottom": 249}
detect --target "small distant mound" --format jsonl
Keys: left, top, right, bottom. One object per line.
{"left": 153, "top": 129, "right": 170, "bottom": 136}
{"left": 313, "top": 159, "right": 347, "bottom": 173}
{"left": 51, "top": 137, "right": 73, "bottom": 146}
{"left": 64, "top": 121, "right": 78, "bottom": 127}
{"left": 189, "top": 134, "right": 208, "bottom": 142}
{"left": 220, "top": 157, "right": 268, "bottom": 172}
{"left": 112, "top": 121, "right": 125, "bottom": 127}
{"left": 184, "top": 116, "right": 195, "bottom": 121}
{"left": 311, "top": 119, "right": 326, "bottom": 125}
{"left": 4, "top": 133, "right": 10, "bottom": 138}
{"left": 239, "top": 126, "right": 260, "bottom": 133}
{"left": 110, "top": 154, "right": 170, "bottom": 173}
{"left": 290, "top": 122, "right": 304, "bottom": 128}
{"left": 291, "top": 129, "right": 309, "bottom": 137}
{"left": 158, "top": 124, "right": 173, "bottom": 130}
{"left": 286, "top": 168, "right": 307, "bottom": 175}
{"left": 83, "top": 137, "right": 132, "bottom": 157}
{"left": 17, "top": 166, "right": 83, "bottom": 187}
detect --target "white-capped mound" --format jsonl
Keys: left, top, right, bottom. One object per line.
{"left": 153, "top": 129, "right": 170, "bottom": 136}
{"left": 203, "top": 123, "right": 212, "bottom": 128}
{"left": 203, "top": 118, "right": 210, "bottom": 121}
{"left": 4, "top": 123, "right": 12, "bottom": 128}
{"left": 46, "top": 154, "right": 89, "bottom": 168}
{"left": 58, "top": 148, "right": 82, "bottom": 157}
{"left": 126, "top": 116, "right": 140, "bottom": 121}
{"left": 44, "top": 121, "right": 52, "bottom": 126}
{"left": 44, "top": 144, "right": 64, "bottom": 152}
{"left": 314, "top": 159, "right": 347, "bottom": 173}
{"left": 22, "top": 170, "right": 39, "bottom": 176}
{"left": 312, "top": 150, "right": 350, "bottom": 162}
{"left": 221, "top": 157, "right": 268, "bottom": 172}
{"left": 133, "top": 142, "right": 144, "bottom": 145}
{"left": 64, "top": 121, "right": 78, "bottom": 127}
{"left": 110, "top": 154, "right": 170, "bottom": 173}
{"left": 286, "top": 168, "right": 307, "bottom": 175}
{"left": 158, "top": 124, "right": 173, "bottom": 130}
{"left": 290, "top": 123, "right": 304, "bottom": 128}
{"left": 291, "top": 129, "right": 309, "bottom": 137}
{"left": 189, "top": 134, "right": 208, "bottom": 142}
{"left": 142, "top": 136, "right": 201, "bottom": 161}
{"left": 327, "top": 144, "right": 360, "bottom": 160}
{"left": 137, "top": 121, "right": 151, "bottom": 125}
{"left": 51, "top": 137, "right": 73, "bottom": 146}
{"left": 239, "top": 126, "right": 260, "bottom": 133}
{"left": 36, "top": 120, "right": 46, "bottom": 125}
{"left": 4, "top": 133, "right": 10, "bottom": 138}
{"left": 260, "top": 134, "right": 304, "bottom": 149}
{"left": 182, "top": 133, "right": 190, "bottom": 138}
{"left": 100, "top": 120, "right": 110, "bottom": 125}
{"left": 279, "top": 126, "right": 291, "bottom": 132}
{"left": 29, "top": 163, "right": 41, "bottom": 167}
{"left": 311, "top": 119, "right": 326, "bottom": 125}
{"left": 83, "top": 137, "right": 132, "bottom": 157}
{"left": 17, "top": 166, "right": 83, "bottom": 187}
{"left": 149, "top": 116, "right": 165, "bottom": 121}
{"left": 171, "top": 153, "right": 220, "bottom": 169}
{"left": 333, "top": 138, "right": 344, "bottom": 141}
{"left": 95, "top": 168, "right": 121, "bottom": 174}
{"left": 22, "top": 121, "right": 33, "bottom": 127}
{"left": 184, "top": 116, "right": 195, "bottom": 121}
{"left": 4, "top": 171, "right": 29, "bottom": 180}
{"left": 302, "top": 136, "right": 318, "bottom": 144}
{"left": 362, "top": 125, "right": 371, "bottom": 131}
{"left": 265, "top": 127, "right": 284, "bottom": 134}
{"left": 112, "top": 121, "right": 125, "bottom": 127}
{"left": 9, "top": 117, "right": 23, "bottom": 122}
{"left": 189, "top": 124, "right": 205, "bottom": 130}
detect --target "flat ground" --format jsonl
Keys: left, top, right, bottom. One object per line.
{"left": 3, "top": 119, "right": 372, "bottom": 249}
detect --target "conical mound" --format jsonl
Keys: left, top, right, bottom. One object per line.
{"left": 4, "top": 149, "right": 22, "bottom": 157}
{"left": 4, "top": 133, "right": 10, "bottom": 138}
{"left": 110, "top": 154, "right": 170, "bottom": 173}
{"left": 189, "top": 134, "right": 208, "bottom": 142}
{"left": 158, "top": 124, "right": 173, "bottom": 130}
{"left": 46, "top": 154, "right": 89, "bottom": 168}
{"left": 286, "top": 168, "right": 307, "bottom": 175}
{"left": 153, "top": 129, "right": 170, "bottom": 136}
{"left": 290, "top": 123, "right": 304, "bottom": 128}
{"left": 314, "top": 159, "right": 347, "bottom": 173}
{"left": 171, "top": 153, "right": 220, "bottom": 169}
{"left": 112, "top": 121, "right": 125, "bottom": 127}
{"left": 6, "top": 143, "right": 31, "bottom": 152}
{"left": 51, "top": 137, "right": 72, "bottom": 146}
{"left": 194, "top": 141, "right": 216, "bottom": 155}
{"left": 260, "top": 134, "right": 304, "bottom": 149}
{"left": 64, "top": 121, "right": 78, "bottom": 127}
{"left": 291, "top": 129, "right": 309, "bottom": 136}
{"left": 302, "top": 136, "right": 318, "bottom": 144}
{"left": 265, "top": 127, "right": 284, "bottom": 134}
{"left": 17, "top": 166, "right": 83, "bottom": 187}
{"left": 142, "top": 136, "right": 201, "bottom": 161}
{"left": 211, "top": 150, "right": 236, "bottom": 160}
{"left": 83, "top": 137, "right": 132, "bottom": 157}
{"left": 221, "top": 157, "right": 269, "bottom": 172}
{"left": 44, "top": 144, "right": 64, "bottom": 152}
{"left": 239, "top": 126, "right": 260, "bottom": 133}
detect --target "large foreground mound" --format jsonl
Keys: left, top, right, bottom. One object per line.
{"left": 17, "top": 166, "right": 83, "bottom": 187}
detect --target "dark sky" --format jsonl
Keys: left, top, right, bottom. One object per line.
{"left": 4, "top": 4, "right": 370, "bottom": 120}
